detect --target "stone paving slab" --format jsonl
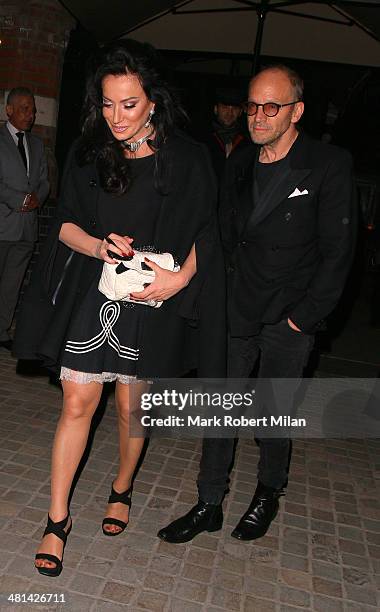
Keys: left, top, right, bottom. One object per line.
{"left": 0, "top": 349, "right": 379, "bottom": 611}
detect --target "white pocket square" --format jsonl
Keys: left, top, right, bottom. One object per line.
{"left": 288, "top": 187, "right": 309, "bottom": 198}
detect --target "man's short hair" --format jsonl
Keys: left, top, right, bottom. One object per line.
{"left": 6, "top": 87, "right": 34, "bottom": 105}
{"left": 255, "top": 65, "right": 304, "bottom": 101}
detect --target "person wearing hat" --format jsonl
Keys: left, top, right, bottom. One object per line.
{"left": 204, "top": 87, "right": 251, "bottom": 182}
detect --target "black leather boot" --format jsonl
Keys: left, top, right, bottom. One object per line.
{"left": 231, "top": 481, "right": 283, "bottom": 541}
{"left": 157, "top": 500, "right": 223, "bottom": 544}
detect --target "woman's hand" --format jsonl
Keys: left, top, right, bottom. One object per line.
{"left": 59, "top": 224, "right": 135, "bottom": 263}
{"left": 95, "top": 233, "right": 134, "bottom": 264}
{"left": 130, "top": 258, "right": 190, "bottom": 302}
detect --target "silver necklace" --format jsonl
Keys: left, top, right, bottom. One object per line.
{"left": 121, "top": 128, "right": 154, "bottom": 153}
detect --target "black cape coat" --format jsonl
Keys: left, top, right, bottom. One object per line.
{"left": 13, "top": 132, "right": 226, "bottom": 378}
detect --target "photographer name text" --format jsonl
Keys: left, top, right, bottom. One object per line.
{"left": 141, "top": 415, "right": 306, "bottom": 428}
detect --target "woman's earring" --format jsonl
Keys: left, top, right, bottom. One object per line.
{"left": 144, "top": 108, "right": 155, "bottom": 129}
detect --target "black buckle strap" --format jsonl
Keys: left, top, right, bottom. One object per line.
{"left": 108, "top": 485, "right": 132, "bottom": 507}
{"left": 43, "top": 514, "right": 70, "bottom": 545}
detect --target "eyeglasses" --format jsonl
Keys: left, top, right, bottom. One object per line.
{"left": 243, "top": 101, "right": 300, "bottom": 117}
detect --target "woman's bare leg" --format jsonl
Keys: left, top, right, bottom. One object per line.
{"left": 103, "top": 380, "right": 147, "bottom": 534}
{"left": 35, "top": 379, "right": 103, "bottom": 570}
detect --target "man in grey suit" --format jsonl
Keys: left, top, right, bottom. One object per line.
{"left": 0, "top": 87, "right": 49, "bottom": 349}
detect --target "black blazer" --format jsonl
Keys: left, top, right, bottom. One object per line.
{"left": 220, "top": 131, "right": 357, "bottom": 336}
{"left": 13, "top": 132, "right": 226, "bottom": 377}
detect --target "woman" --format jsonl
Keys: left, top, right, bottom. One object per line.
{"left": 13, "top": 39, "right": 225, "bottom": 577}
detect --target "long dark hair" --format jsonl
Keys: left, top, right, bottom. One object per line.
{"left": 76, "top": 39, "right": 187, "bottom": 194}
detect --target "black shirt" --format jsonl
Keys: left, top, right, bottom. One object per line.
{"left": 255, "top": 157, "right": 288, "bottom": 196}
{"left": 98, "top": 154, "right": 161, "bottom": 249}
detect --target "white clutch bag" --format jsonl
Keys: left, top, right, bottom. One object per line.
{"left": 98, "top": 250, "right": 180, "bottom": 308}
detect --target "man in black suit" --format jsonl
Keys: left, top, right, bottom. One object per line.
{"left": 0, "top": 87, "right": 49, "bottom": 349}
{"left": 158, "top": 65, "right": 356, "bottom": 543}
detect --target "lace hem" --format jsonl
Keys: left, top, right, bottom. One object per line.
{"left": 60, "top": 367, "right": 143, "bottom": 385}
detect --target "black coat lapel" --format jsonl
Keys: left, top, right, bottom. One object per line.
{"left": 240, "top": 131, "right": 313, "bottom": 233}
{"left": 246, "top": 166, "right": 311, "bottom": 231}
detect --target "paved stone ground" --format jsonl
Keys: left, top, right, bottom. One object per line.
{"left": 0, "top": 348, "right": 379, "bottom": 611}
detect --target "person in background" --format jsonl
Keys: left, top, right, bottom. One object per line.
{"left": 203, "top": 87, "right": 251, "bottom": 182}
{"left": 0, "top": 87, "right": 49, "bottom": 350}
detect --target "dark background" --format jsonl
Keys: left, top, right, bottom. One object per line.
{"left": 55, "top": 25, "right": 380, "bottom": 176}
{"left": 54, "top": 25, "right": 380, "bottom": 374}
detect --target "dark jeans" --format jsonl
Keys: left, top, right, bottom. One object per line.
{"left": 197, "top": 319, "right": 314, "bottom": 503}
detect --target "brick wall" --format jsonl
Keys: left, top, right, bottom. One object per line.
{"left": 0, "top": 0, "right": 74, "bottom": 98}
{"left": 0, "top": 0, "right": 75, "bottom": 296}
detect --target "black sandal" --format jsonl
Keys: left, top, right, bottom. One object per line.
{"left": 102, "top": 483, "right": 132, "bottom": 536}
{"left": 35, "top": 514, "right": 71, "bottom": 577}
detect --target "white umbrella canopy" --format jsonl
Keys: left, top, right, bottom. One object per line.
{"left": 126, "top": 0, "right": 380, "bottom": 68}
